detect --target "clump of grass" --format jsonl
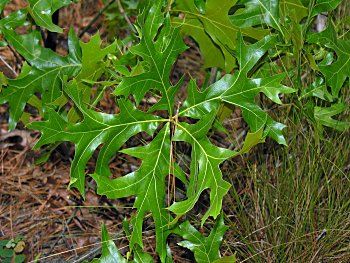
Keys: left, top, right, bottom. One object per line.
{"left": 223, "top": 106, "right": 350, "bottom": 262}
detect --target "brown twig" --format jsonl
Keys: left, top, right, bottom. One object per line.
{"left": 116, "top": 0, "right": 136, "bottom": 34}
{"left": 47, "top": 208, "right": 79, "bottom": 255}
{"left": 79, "top": 0, "right": 116, "bottom": 37}
{"left": 208, "top": 67, "right": 218, "bottom": 85}
{"left": 0, "top": 55, "right": 17, "bottom": 79}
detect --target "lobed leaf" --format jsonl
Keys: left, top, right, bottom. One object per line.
{"left": 27, "top": 0, "right": 77, "bottom": 33}
{"left": 308, "top": 24, "right": 350, "bottom": 97}
{"left": 114, "top": 1, "right": 188, "bottom": 115}
{"left": 89, "top": 224, "right": 127, "bottom": 263}
{"left": 170, "top": 114, "right": 235, "bottom": 223}
{"left": 0, "top": 28, "right": 81, "bottom": 130}
{"left": 91, "top": 124, "right": 172, "bottom": 261}
{"left": 29, "top": 80, "right": 163, "bottom": 196}
{"left": 314, "top": 103, "right": 349, "bottom": 131}
{"left": 172, "top": 0, "right": 268, "bottom": 71}
{"left": 179, "top": 34, "right": 295, "bottom": 145}
{"left": 230, "top": 0, "right": 284, "bottom": 34}
{"left": 0, "top": 9, "right": 28, "bottom": 32}
{"left": 173, "top": 214, "right": 228, "bottom": 263}
{"left": 89, "top": 223, "right": 154, "bottom": 263}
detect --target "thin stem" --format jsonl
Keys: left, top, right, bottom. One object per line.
{"left": 79, "top": 0, "right": 116, "bottom": 37}
{"left": 116, "top": 0, "right": 136, "bottom": 34}
{"left": 208, "top": 67, "right": 218, "bottom": 85}
{"left": 0, "top": 55, "right": 17, "bottom": 78}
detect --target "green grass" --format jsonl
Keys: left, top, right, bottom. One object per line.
{"left": 222, "top": 106, "right": 350, "bottom": 262}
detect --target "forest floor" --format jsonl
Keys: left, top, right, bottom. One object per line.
{"left": 1, "top": 1, "right": 350, "bottom": 263}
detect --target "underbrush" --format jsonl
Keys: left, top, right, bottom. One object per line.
{"left": 224, "top": 106, "right": 350, "bottom": 262}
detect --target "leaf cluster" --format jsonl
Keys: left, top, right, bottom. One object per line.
{"left": 0, "top": 0, "right": 348, "bottom": 262}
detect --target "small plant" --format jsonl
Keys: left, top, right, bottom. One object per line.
{"left": 0, "top": 0, "right": 348, "bottom": 261}
{"left": 0, "top": 235, "right": 26, "bottom": 263}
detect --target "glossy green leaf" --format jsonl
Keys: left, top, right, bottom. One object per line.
{"left": 307, "top": 24, "right": 350, "bottom": 97}
{"left": 0, "top": 28, "right": 117, "bottom": 130}
{"left": 91, "top": 124, "right": 172, "bottom": 261}
{"left": 0, "top": 9, "right": 28, "bottom": 32}
{"left": 311, "top": 0, "right": 342, "bottom": 17}
{"left": 230, "top": 0, "right": 284, "bottom": 34}
{"left": 78, "top": 32, "right": 118, "bottom": 81}
{"left": 89, "top": 223, "right": 127, "bottom": 263}
{"left": 29, "top": 80, "right": 163, "bottom": 196}
{"left": 300, "top": 77, "right": 335, "bottom": 102}
{"left": 238, "top": 127, "right": 265, "bottom": 154}
{"left": 27, "top": 0, "right": 77, "bottom": 33}
{"left": 170, "top": 114, "right": 235, "bottom": 223}
{"left": 173, "top": 214, "right": 228, "bottom": 263}
{"left": 132, "top": 248, "right": 154, "bottom": 263}
{"left": 172, "top": 0, "right": 268, "bottom": 71}
{"left": 66, "top": 32, "right": 118, "bottom": 122}
{"left": 178, "top": 34, "right": 295, "bottom": 145}
{"left": 169, "top": 114, "right": 265, "bottom": 224}
{"left": 87, "top": 222, "right": 154, "bottom": 263}
{"left": 314, "top": 103, "right": 349, "bottom": 131}
{"left": 113, "top": 1, "right": 187, "bottom": 114}
{"left": 0, "top": 29, "right": 81, "bottom": 130}
{"left": 122, "top": 220, "right": 155, "bottom": 263}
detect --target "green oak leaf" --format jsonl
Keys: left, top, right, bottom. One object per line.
{"left": 89, "top": 223, "right": 154, "bottom": 263}
{"left": 172, "top": 0, "right": 268, "bottom": 72}
{"left": 311, "top": 0, "right": 342, "bottom": 17}
{"left": 170, "top": 114, "right": 236, "bottom": 223}
{"left": 28, "top": 80, "right": 163, "bottom": 196}
{"left": 78, "top": 32, "right": 118, "bottom": 81}
{"left": 238, "top": 127, "right": 266, "bottom": 154}
{"left": 314, "top": 103, "right": 349, "bottom": 131}
{"left": 67, "top": 32, "right": 118, "bottom": 122}
{"left": 0, "top": 9, "right": 28, "bottom": 32}
{"left": 230, "top": 0, "right": 284, "bottom": 35}
{"left": 173, "top": 214, "right": 228, "bottom": 263}
{"left": 169, "top": 114, "right": 265, "bottom": 224}
{"left": 300, "top": 77, "right": 335, "bottom": 102}
{"left": 113, "top": 1, "right": 188, "bottom": 115}
{"left": 132, "top": 247, "right": 154, "bottom": 263}
{"left": 0, "top": 28, "right": 117, "bottom": 130}
{"left": 307, "top": 24, "right": 350, "bottom": 97}
{"left": 91, "top": 124, "right": 173, "bottom": 261}
{"left": 89, "top": 223, "right": 127, "bottom": 263}
{"left": 0, "top": 28, "right": 81, "bottom": 130}
{"left": 27, "top": 0, "right": 77, "bottom": 33}
{"left": 178, "top": 34, "right": 295, "bottom": 145}
{"left": 122, "top": 220, "right": 155, "bottom": 263}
